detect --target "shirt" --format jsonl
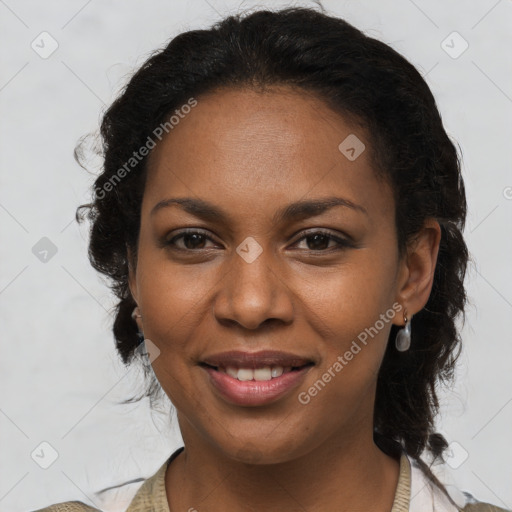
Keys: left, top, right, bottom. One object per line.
{"left": 33, "top": 446, "right": 510, "bottom": 511}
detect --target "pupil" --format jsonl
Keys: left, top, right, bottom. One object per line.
{"left": 308, "top": 234, "right": 328, "bottom": 250}
{"left": 184, "top": 233, "right": 205, "bottom": 249}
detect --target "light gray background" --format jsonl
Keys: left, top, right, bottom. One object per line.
{"left": 1, "top": 0, "right": 511, "bottom": 511}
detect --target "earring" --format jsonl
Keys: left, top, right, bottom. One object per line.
{"left": 131, "top": 306, "right": 145, "bottom": 346}
{"left": 395, "top": 309, "right": 412, "bottom": 352}
{"left": 131, "top": 306, "right": 141, "bottom": 321}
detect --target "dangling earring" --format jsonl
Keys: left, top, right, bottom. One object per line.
{"left": 395, "top": 309, "right": 412, "bottom": 352}
{"left": 131, "top": 306, "right": 144, "bottom": 346}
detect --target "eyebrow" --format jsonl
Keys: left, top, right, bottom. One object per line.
{"left": 150, "top": 196, "right": 368, "bottom": 224}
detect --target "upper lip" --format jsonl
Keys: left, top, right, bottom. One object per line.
{"left": 201, "top": 350, "right": 315, "bottom": 369}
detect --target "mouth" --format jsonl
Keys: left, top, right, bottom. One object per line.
{"left": 199, "top": 351, "right": 315, "bottom": 406}
{"left": 199, "top": 362, "right": 314, "bottom": 382}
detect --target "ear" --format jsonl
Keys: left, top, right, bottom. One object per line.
{"left": 126, "top": 244, "right": 138, "bottom": 305}
{"left": 394, "top": 218, "right": 441, "bottom": 325}
{"left": 127, "top": 245, "right": 144, "bottom": 332}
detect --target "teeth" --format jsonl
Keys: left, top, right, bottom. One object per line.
{"left": 237, "top": 368, "right": 254, "bottom": 381}
{"left": 226, "top": 366, "right": 238, "bottom": 379}
{"left": 222, "top": 365, "right": 287, "bottom": 381}
{"left": 254, "top": 367, "right": 272, "bottom": 381}
{"left": 271, "top": 366, "right": 283, "bottom": 378}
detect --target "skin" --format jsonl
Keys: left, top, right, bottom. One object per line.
{"left": 128, "top": 86, "right": 441, "bottom": 511}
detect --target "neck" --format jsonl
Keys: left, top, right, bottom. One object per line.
{"left": 165, "top": 425, "right": 401, "bottom": 511}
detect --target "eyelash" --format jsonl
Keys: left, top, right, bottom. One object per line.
{"left": 164, "top": 229, "right": 354, "bottom": 253}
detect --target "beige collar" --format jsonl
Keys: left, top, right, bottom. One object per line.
{"left": 127, "top": 447, "right": 415, "bottom": 512}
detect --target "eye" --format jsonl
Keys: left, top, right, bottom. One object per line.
{"left": 291, "top": 230, "right": 354, "bottom": 252}
{"left": 163, "top": 229, "right": 354, "bottom": 253}
{"left": 165, "top": 229, "right": 218, "bottom": 251}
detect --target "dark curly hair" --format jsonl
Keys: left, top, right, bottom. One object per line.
{"left": 76, "top": 5, "right": 469, "bottom": 504}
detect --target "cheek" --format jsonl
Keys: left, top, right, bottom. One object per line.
{"left": 136, "top": 247, "right": 217, "bottom": 346}
{"left": 308, "top": 254, "right": 395, "bottom": 332}
{"left": 136, "top": 232, "right": 397, "bottom": 388}
{"left": 137, "top": 241, "right": 397, "bottom": 352}
{"left": 305, "top": 253, "right": 397, "bottom": 381}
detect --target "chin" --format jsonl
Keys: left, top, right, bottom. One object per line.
{"left": 214, "top": 434, "right": 315, "bottom": 466}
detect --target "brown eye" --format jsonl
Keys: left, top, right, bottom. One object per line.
{"left": 163, "top": 229, "right": 353, "bottom": 253}
{"left": 165, "top": 230, "right": 217, "bottom": 250}
{"left": 293, "top": 230, "right": 353, "bottom": 252}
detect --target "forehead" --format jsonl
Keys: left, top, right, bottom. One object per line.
{"left": 143, "top": 86, "right": 393, "bottom": 223}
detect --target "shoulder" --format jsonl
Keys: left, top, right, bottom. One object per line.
{"left": 32, "top": 502, "right": 100, "bottom": 511}
{"left": 460, "top": 494, "right": 511, "bottom": 511}
{"left": 462, "top": 504, "right": 511, "bottom": 511}
{"left": 31, "top": 449, "right": 181, "bottom": 512}
{"left": 406, "top": 453, "right": 511, "bottom": 512}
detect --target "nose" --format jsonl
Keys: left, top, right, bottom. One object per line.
{"left": 212, "top": 243, "right": 294, "bottom": 330}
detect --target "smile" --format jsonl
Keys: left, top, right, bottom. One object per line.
{"left": 200, "top": 362, "right": 314, "bottom": 406}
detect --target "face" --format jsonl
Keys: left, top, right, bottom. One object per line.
{"left": 129, "top": 86, "right": 410, "bottom": 464}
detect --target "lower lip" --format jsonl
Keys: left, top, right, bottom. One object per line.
{"left": 201, "top": 365, "right": 313, "bottom": 407}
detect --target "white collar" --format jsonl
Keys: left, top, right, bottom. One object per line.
{"left": 407, "top": 452, "right": 475, "bottom": 511}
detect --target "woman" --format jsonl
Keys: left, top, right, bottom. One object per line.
{"left": 36, "top": 6, "right": 509, "bottom": 512}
